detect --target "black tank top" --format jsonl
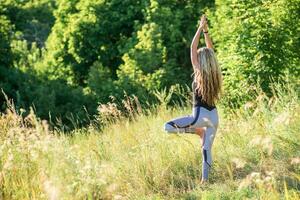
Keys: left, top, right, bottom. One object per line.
{"left": 192, "top": 81, "right": 216, "bottom": 111}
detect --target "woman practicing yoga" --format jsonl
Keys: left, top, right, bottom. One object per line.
{"left": 164, "top": 15, "right": 222, "bottom": 183}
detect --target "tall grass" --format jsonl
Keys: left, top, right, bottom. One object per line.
{"left": 0, "top": 82, "right": 299, "bottom": 199}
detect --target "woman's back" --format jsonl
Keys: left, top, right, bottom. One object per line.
{"left": 192, "top": 81, "right": 216, "bottom": 110}
{"left": 193, "top": 47, "right": 222, "bottom": 107}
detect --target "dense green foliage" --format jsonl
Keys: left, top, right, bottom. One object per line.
{"left": 0, "top": 1, "right": 299, "bottom": 198}
{"left": 211, "top": 0, "right": 300, "bottom": 105}
{"left": 0, "top": 0, "right": 299, "bottom": 126}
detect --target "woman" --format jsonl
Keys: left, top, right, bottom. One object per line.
{"left": 164, "top": 15, "right": 222, "bottom": 183}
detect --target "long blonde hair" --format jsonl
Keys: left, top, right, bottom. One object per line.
{"left": 193, "top": 47, "right": 222, "bottom": 106}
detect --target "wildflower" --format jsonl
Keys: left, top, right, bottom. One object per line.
{"left": 114, "top": 195, "right": 123, "bottom": 200}
{"left": 250, "top": 135, "right": 263, "bottom": 146}
{"left": 238, "top": 173, "right": 254, "bottom": 190}
{"left": 266, "top": 171, "right": 275, "bottom": 176}
{"left": 43, "top": 179, "right": 59, "bottom": 200}
{"left": 98, "top": 102, "right": 122, "bottom": 122}
{"left": 238, "top": 178, "right": 251, "bottom": 190}
{"left": 261, "top": 137, "right": 273, "bottom": 156}
{"left": 106, "top": 183, "right": 118, "bottom": 194}
{"left": 250, "top": 172, "right": 260, "bottom": 179}
{"left": 250, "top": 136, "right": 273, "bottom": 156}
{"left": 244, "top": 101, "right": 255, "bottom": 110}
{"left": 290, "top": 157, "right": 300, "bottom": 165}
{"left": 273, "top": 112, "right": 290, "bottom": 125}
{"left": 3, "top": 151, "right": 14, "bottom": 170}
{"left": 264, "top": 176, "right": 272, "bottom": 182}
{"left": 231, "top": 158, "right": 246, "bottom": 169}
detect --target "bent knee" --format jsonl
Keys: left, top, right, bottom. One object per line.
{"left": 164, "top": 122, "right": 175, "bottom": 132}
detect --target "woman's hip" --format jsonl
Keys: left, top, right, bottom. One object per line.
{"left": 193, "top": 106, "right": 219, "bottom": 128}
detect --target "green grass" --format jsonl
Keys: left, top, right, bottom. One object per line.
{"left": 0, "top": 84, "right": 299, "bottom": 199}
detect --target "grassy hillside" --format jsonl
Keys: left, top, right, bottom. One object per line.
{"left": 0, "top": 83, "right": 299, "bottom": 200}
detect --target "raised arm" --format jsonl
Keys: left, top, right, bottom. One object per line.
{"left": 190, "top": 15, "right": 206, "bottom": 70}
{"left": 203, "top": 18, "right": 213, "bottom": 49}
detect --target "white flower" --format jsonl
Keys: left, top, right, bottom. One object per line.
{"left": 291, "top": 157, "right": 300, "bottom": 165}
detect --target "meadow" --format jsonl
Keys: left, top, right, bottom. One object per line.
{"left": 1, "top": 1, "right": 300, "bottom": 199}
{"left": 0, "top": 82, "right": 299, "bottom": 200}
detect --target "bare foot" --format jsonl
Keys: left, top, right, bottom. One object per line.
{"left": 200, "top": 179, "right": 208, "bottom": 184}
{"left": 195, "top": 127, "right": 205, "bottom": 139}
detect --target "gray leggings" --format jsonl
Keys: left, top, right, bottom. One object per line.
{"left": 164, "top": 106, "right": 219, "bottom": 180}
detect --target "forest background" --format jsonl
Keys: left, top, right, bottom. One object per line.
{"left": 0, "top": 0, "right": 299, "bottom": 128}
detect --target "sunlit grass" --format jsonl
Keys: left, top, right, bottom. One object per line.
{"left": 0, "top": 83, "right": 299, "bottom": 199}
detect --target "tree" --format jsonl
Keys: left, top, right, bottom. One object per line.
{"left": 41, "top": 0, "right": 147, "bottom": 86}
{"left": 117, "top": 0, "right": 215, "bottom": 100}
{"left": 0, "top": 0, "right": 56, "bottom": 47}
{"left": 0, "top": 15, "right": 13, "bottom": 68}
{"left": 210, "top": 0, "right": 300, "bottom": 105}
